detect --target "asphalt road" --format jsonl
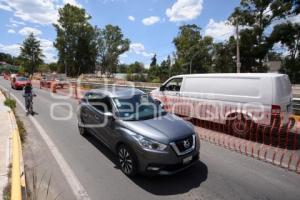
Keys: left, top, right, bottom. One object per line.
{"left": 1, "top": 78, "right": 300, "bottom": 200}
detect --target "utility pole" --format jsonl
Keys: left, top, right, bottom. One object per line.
{"left": 64, "top": 59, "right": 67, "bottom": 76}
{"left": 236, "top": 18, "right": 241, "bottom": 73}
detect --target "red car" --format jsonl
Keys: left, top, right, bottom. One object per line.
{"left": 11, "top": 76, "right": 29, "bottom": 90}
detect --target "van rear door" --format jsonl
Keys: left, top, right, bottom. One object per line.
{"left": 273, "top": 75, "right": 293, "bottom": 122}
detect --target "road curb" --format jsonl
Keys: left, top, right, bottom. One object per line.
{"left": 0, "top": 90, "right": 26, "bottom": 199}
{"left": 0, "top": 84, "right": 90, "bottom": 200}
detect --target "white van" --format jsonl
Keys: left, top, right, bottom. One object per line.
{"left": 151, "top": 73, "right": 294, "bottom": 137}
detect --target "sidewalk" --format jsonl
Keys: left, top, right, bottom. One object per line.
{"left": 0, "top": 90, "right": 13, "bottom": 199}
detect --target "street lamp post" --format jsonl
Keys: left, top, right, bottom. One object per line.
{"left": 236, "top": 18, "right": 241, "bottom": 73}
{"left": 189, "top": 52, "right": 200, "bottom": 74}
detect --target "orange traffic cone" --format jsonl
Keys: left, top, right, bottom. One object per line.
{"left": 51, "top": 81, "right": 57, "bottom": 93}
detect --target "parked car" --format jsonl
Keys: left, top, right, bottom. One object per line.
{"left": 77, "top": 87, "right": 200, "bottom": 176}
{"left": 54, "top": 74, "right": 68, "bottom": 88}
{"left": 40, "top": 74, "right": 67, "bottom": 88}
{"left": 40, "top": 75, "right": 53, "bottom": 88}
{"left": 151, "top": 73, "right": 294, "bottom": 137}
{"left": 11, "top": 76, "right": 29, "bottom": 89}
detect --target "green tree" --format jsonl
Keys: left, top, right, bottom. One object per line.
{"left": 229, "top": 0, "right": 294, "bottom": 72}
{"left": 54, "top": 4, "right": 97, "bottom": 77}
{"left": 127, "top": 61, "right": 145, "bottom": 74}
{"left": 96, "top": 25, "right": 130, "bottom": 76}
{"left": 0, "top": 53, "right": 13, "bottom": 64}
{"left": 147, "top": 54, "right": 158, "bottom": 81}
{"left": 48, "top": 62, "right": 59, "bottom": 72}
{"left": 117, "top": 64, "right": 128, "bottom": 73}
{"left": 150, "top": 54, "right": 157, "bottom": 67}
{"left": 269, "top": 22, "right": 300, "bottom": 83}
{"left": 269, "top": 22, "right": 300, "bottom": 60}
{"left": 20, "top": 33, "right": 44, "bottom": 75}
{"left": 213, "top": 37, "right": 236, "bottom": 73}
{"left": 38, "top": 64, "right": 50, "bottom": 73}
{"left": 173, "top": 24, "right": 213, "bottom": 74}
{"left": 158, "top": 55, "right": 171, "bottom": 82}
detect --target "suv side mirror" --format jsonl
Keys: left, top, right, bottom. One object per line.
{"left": 159, "top": 85, "right": 165, "bottom": 91}
{"left": 80, "top": 98, "right": 87, "bottom": 103}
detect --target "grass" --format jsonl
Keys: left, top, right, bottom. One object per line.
{"left": 26, "top": 168, "right": 62, "bottom": 200}
{"left": 1, "top": 90, "right": 25, "bottom": 199}
{"left": 4, "top": 99, "right": 16, "bottom": 109}
{"left": 1, "top": 89, "right": 26, "bottom": 143}
{"left": 1, "top": 90, "right": 60, "bottom": 199}
{"left": 15, "top": 114, "right": 26, "bottom": 143}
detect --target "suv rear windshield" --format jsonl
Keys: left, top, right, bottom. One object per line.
{"left": 113, "top": 94, "right": 166, "bottom": 121}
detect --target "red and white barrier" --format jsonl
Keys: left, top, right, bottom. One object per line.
{"left": 155, "top": 94, "right": 300, "bottom": 173}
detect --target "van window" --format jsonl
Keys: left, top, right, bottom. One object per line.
{"left": 164, "top": 78, "right": 182, "bottom": 92}
{"left": 183, "top": 77, "right": 260, "bottom": 97}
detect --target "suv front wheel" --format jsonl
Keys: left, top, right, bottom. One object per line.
{"left": 118, "top": 145, "right": 138, "bottom": 177}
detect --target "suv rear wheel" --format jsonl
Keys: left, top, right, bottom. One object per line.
{"left": 78, "top": 124, "right": 88, "bottom": 136}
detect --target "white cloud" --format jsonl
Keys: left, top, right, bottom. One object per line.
{"left": 272, "top": 42, "right": 290, "bottom": 57}
{"left": 8, "top": 29, "right": 16, "bottom": 34}
{"left": 166, "top": 0, "right": 203, "bottom": 22}
{"left": 142, "top": 52, "right": 154, "bottom": 57}
{"left": 0, "top": 38, "right": 57, "bottom": 63}
{"left": 39, "top": 38, "right": 57, "bottom": 63}
{"left": 128, "top": 16, "right": 135, "bottom": 21}
{"left": 0, "top": 2, "right": 12, "bottom": 11}
{"left": 287, "top": 15, "right": 300, "bottom": 24}
{"left": 130, "top": 43, "right": 154, "bottom": 57}
{"left": 130, "top": 43, "right": 146, "bottom": 54}
{"left": 120, "top": 53, "right": 128, "bottom": 58}
{"left": 0, "top": 44, "right": 21, "bottom": 57}
{"left": 0, "top": 0, "right": 58, "bottom": 24}
{"left": 204, "top": 19, "right": 235, "bottom": 41}
{"left": 10, "top": 18, "right": 25, "bottom": 26}
{"left": 0, "top": 0, "right": 82, "bottom": 25}
{"left": 142, "top": 16, "right": 160, "bottom": 26}
{"left": 19, "top": 27, "right": 42, "bottom": 36}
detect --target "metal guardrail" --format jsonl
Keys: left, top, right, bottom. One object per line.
{"left": 293, "top": 98, "right": 300, "bottom": 115}
{"left": 69, "top": 81, "right": 157, "bottom": 93}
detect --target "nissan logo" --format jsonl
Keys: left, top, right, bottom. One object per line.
{"left": 183, "top": 140, "right": 190, "bottom": 149}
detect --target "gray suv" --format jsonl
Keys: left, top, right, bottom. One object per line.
{"left": 77, "top": 87, "right": 200, "bottom": 176}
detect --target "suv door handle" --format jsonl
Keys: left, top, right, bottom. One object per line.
{"left": 95, "top": 115, "right": 100, "bottom": 120}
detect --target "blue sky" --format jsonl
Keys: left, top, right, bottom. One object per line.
{"left": 0, "top": 0, "right": 241, "bottom": 66}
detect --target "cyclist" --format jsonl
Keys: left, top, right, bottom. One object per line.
{"left": 23, "top": 81, "right": 35, "bottom": 114}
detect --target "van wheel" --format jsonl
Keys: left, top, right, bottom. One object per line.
{"left": 117, "top": 145, "right": 138, "bottom": 177}
{"left": 227, "top": 114, "right": 251, "bottom": 138}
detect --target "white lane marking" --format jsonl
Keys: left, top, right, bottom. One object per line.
{"left": 0, "top": 84, "right": 90, "bottom": 200}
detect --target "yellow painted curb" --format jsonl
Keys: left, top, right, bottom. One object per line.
{"left": 11, "top": 129, "right": 22, "bottom": 200}
{"left": 1, "top": 90, "right": 26, "bottom": 200}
